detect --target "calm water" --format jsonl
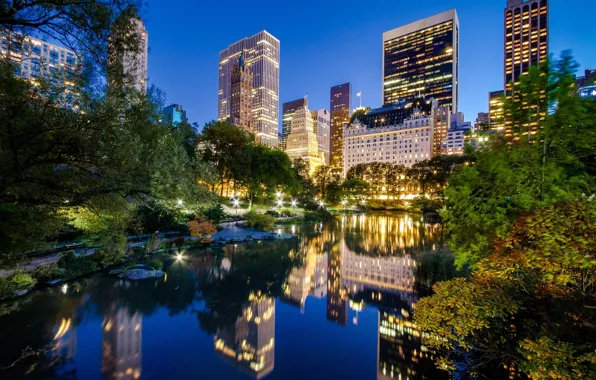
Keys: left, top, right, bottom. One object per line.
{"left": 0, "top": 213, "right": 450, "bottom": 380}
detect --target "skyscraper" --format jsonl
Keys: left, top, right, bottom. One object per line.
{"left": 489, "top": 90, "right": 505, "bottom": 131}
{"left": 504, "top": 0, "right": 548, "bottom": 90}
{"left": 383, "top": 9, "right": 459, "bottom": 111}
{"left": 282, "top": 97, "right": 308, "bottom": 150}
{"left": 229, "top": 51, "right": 253, "bottom": 132}
{"left": 329, "top": 83, "right": 351, "bottom": 171}
{"left": 218, "top": 31, "right": 280, "bottom": 147}
{"left": 311, "top": 109, "right": 331, "bottom": 165}
{"left": 475, "top": 112, "right": 490, "bottom": 129}
{"left": 108, "top": 17, "right": 148, "bottom": 94}
{"left": 285, "top": 105, "right": 324, "bottom": 175}
{"left": 162, "top": 104, "right": 188, "bottom": 126}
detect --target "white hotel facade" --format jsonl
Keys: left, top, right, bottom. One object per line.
{"left": 343, "top": 107, "right": 435, "bottom": 177}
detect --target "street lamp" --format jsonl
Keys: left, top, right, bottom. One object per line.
{"left": 177, "top": 199, "right": 184, "bottom": 207}
{"left": 291, "top": 199, "right": 297, "bottom": 208}
{"left": 319, "top": 201, "right": 325, "bottom": 209}
{"left": 277, "top": 199, "right": 284, "bottom": 208}
{"left": 276, "top": 191, "right": 283, "bottom": 199}
{"left": 233, "top": 198, "right": 240, "bottom": 215}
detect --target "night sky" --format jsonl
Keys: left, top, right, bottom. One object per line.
{"left": 144, "top": 0, "right": 595, "bottom": 129}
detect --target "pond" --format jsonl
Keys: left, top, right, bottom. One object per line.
{"left": 0, "top": 213, "right": 452, "bottom": 380}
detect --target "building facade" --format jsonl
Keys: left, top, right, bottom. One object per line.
{"left": 357, "top": 98, "right": 434, "bottom": 129}
{"left": 162, "top": 104, "right": 188, "bottom": 126}
{"left": 577, "top": 69, "right": 596, "bottom": 99}
{"left": 489, "top": 90, "right": 505, "bottom": 131}
{"left": 0, "top": 31, "right": 79, "bottom": 103}
{"left": 230, "top": 52, "right": 253, "bottom": 131}
{"left": 218, "top": 31, "right": 280, "bottom": 147}
{"left": 475, "top": 112, "right": 489, "bottom": 129}
{"left": 285, "top": 105, "right": 324, "bottom": 175}
{"left": 330, "top": 83, "right": 352, "bottom": 170}
{"left": 441, "top": 113, "right": 473, "bottom": 156}
{"left": 343, "top": 107, "right": 434, "bottom": 177}
{"left": 311, "top": 109, "right": 331, "bottom": 165}
{"left": 281, "top": 97, "right": 308, "bottom": 150}
{"left": 383, "top": 9, "right": 459, "bottom": 112}
{"left": 108, "top": 17, "right": 148, "bottom": 94}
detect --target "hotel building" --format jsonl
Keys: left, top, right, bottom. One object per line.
{"left": 343, "top": 102, "right": 436, "bottom": 177}
{"left": 282, "top": 97, "right": 308, "bottom": 150}
{"left": 285, "top": 105, "right": 324, "bottom": 175}
{"left": 383, "top": 9, "right": 459, "bottom": 112}
{"left": 311, "top": 109, "right": 331, "bottom": 165}
{"left": 219, "top": 31, "right": 280, "bottom": 147}
{"left": 229, "top": 52, "right": 253, "bottom": 131}
{"left": 330, "top": 83, "right": 352, "bottom": 170}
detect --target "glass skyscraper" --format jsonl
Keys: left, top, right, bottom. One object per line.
{"left": 218, "top": 31, "right": 280, "bottom": 147}
{"left": 383, "top": 9, "right": 459, "bottom": 112}
{"left": 162, "top": 104, "right": 188, "bottom": 126}
{"left": 329, "top": 83, "right": 352, "bottom": 171}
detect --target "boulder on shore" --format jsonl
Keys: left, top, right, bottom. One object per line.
{"left": 118, "top": 269, "right": 164, "bottom": 281}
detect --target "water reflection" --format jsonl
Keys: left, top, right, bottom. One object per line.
{"left": 0, "top": 213, "right": 449, "bottom": 379}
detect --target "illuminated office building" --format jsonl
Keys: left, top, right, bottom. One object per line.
{"left": 109, "top": 17, "right": 148, "bottom": 94}
{"left": 230, "top": 51, "right": 253, "bottom": 131}
{"left": 214, "top": 294, "right": 275, "bottom": 379}
{"left": 383, "top": 9, "right": 459, "bottom": 112}
{"left": 285, "top": 105, "right": 324, "bottom": 175}
{"left": 101, "top": 306, "right": 142, "bottom": 380}
{"left": 282, "top": 97, "right": 308, "bottom": 150}
{"left": 489, "top": 90, "right": 505, "bottom": 131}
{"left": 219, "top": 31, "right": 280, "bottom": 147}
{"left": 576, "top": 69, "right": 596, "bottom": 99}
{"left": 330, "top": 83, "right": 352, "bottom": 171}
{"left": 311, "top": 109, "right": 331, "bottom": 164}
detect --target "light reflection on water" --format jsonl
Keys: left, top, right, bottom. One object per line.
{"left": 0, "top": 212, "right": 448, "bottom": 380}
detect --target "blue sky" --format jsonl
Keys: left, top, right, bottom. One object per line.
{"left": 145, "top": 0, "right": 596, "bottom": 128}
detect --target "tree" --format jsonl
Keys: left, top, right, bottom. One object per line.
{"left": 312, "top": 165, "right": 341, "bottom": 201}
{"left": 444, "top": 53, "right": 596, "bottom": 268}
{"left": 415, "top": 199, "right": 596, "bottom": 378}
{"left": 409, "top": 155, "right": 468, "bottom": 203}
{"left": 341, "top": 177, "right": 369, "bottom": 203}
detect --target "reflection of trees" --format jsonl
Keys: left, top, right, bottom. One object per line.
{"left": 197, "top": 240, "right": 300, "bottom": 335}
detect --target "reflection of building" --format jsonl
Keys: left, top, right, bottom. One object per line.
{"left": 383, "top": 9, "right": 459, "bottom": 112}
{"left": 327, "top": 243, "right": 348, "bottom": 326}
{"left": 311, "top": 253, "right": 328, "bottom": 298}
{"left": 282, "top": 97, "right": 308, "bottom": 150}
{"left": 285, "top": 105, "right": 324, "bottom": 175}
{"left": 218, "top": 31, "right": 280, "bottom": 147}
{"left": 214, "top": 294, "right": 275, "bottom": 379}
{"left": 330, "top": 83, "right": 352, "bottom": 171}
{"left": 101, "top": 306, "right": 142, "bottom": 380}
{"left": 311, "top": 109, "right": 331, "bottom": 165}
{"left": 50, "top": 318, "right": 77, "bottom": 364}
{"left": 283, "top": 236, "right": 327, "bottom": 309}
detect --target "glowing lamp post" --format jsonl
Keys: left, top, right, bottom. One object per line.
{"left": 290, "top": 199, "right": 297, "bottom": 208}
{"left": 232, "top": 198, "right": 240, "bottom": 215}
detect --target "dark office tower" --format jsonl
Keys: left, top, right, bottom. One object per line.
{"left": 281, "top": 97, "right": 308, "bottom": 150}
{"left": 383, "top": 9, "right": 459, "bottom": 112}
{"left": 505, "top": 0, "right": 548, "bottom": 90}
{"left": 330, "top": 83, "right": 352, "bottom": 171}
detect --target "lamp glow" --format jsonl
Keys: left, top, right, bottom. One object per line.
{"left": 276, "top": 199, "right": 284, "bottom": 207}
{"left": 176, "top": 253, "right": 184, "bottom": 261}
{"left": 177, "top": 199, "right": 183, "bottom": 207}
{"left": 291, "top": 199, "right": 297, "bottom": 207}
{"left": 276, "top": 191, "right": 282, "bottom": 199}
{"left": 319, "top": 201, "right": 325, "bottom": 208}
{"left": 233, "top": 199, "right": 240, "bottom": 208}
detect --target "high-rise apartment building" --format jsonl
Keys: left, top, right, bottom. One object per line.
{"left": 229, "top": 52, "right": 253, "bottom": 131}
{"left": 218, "top": 31, "right": 280, "bottom": 147}
{"left": 162, "top": 104, "right": 188, "bottom": 126}
{"left": 489, "top": 90, "right": 505, "bottom": 131}
{"left": 330, "top": 83, "right": 352, "bottom": 170}
{"left": 281, "top": 97, "right": 308, "bottom": 150}
{"left": 108, "top": 17, "right": 148, "bottom": 93}
{"left": 311, "top": 109, "right": 331, "bottom": 165}
{"left": 285, "top": 105, "right": 324, "bottom": 175}
{"left": 475, "top": 112, "right": 489, "bottom": 129}
{"left": 505, "top": 0, "right": 548, "bottom": 89}
{"left": 383, "top": 9, "right": 459, "bottom": 112}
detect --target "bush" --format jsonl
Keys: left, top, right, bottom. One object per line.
{"left": 202, "top": 203, "right": 227, "bottom": 224}
{"left": 411, "top": 196, "right": 442, "bottom": 213}
{"left": 58, "top": 251, "right": 98, "bottom": 281}
{"left": 188, "top": 216, "right": 217, "bottom": 241}
{"left": 265, "top": 210, "right": 280, "bottom": 217}
{"left": 0, "top": 273, "right": 37, "bottom": 299}
{"left": 148, "top": 259, "right": 163, "bottom": 271}
{"left": 31, "top": 264, "right": 59, "bottom": 283}
{"left": 244, "top": 211, "right": 276, "bottom": 231}
{"left": 95, "top": 233, "right": 127, "bottom": 266}
{"left": 130, "top": 200, "right": 179, "bottom": 234}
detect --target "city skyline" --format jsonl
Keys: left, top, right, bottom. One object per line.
{"left": 143, "top": 0, "right": 594, "bottom": 130}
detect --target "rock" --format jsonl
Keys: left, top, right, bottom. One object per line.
{"left": 118, "top": 269, "right": 164, "bottom": 281}
{"left": 13, "top": 289, "right": 30, "bottom": 297}
{"left": 108, "top": 269, "right": 125, "bottom": 276}
{"left": 47, "top": 279, "right": 63, "bottom": 286}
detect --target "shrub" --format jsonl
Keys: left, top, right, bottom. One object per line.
{"left": 0, "top": 273, "right": 37, "bottom": 299}
{"left": 148, "top": 259, "right": 163, "bottom": 271}
{"left": 188, "top": 216, "right": 217, "bottom": 241}
{"left": 58, "top": 251, "right": 98, "bottom": 281}
{"left": 244, "top": 211, "right": 276, "bottom": 231}
{"left": 31, "top": 264, "right": 59, "bottom": 283}
{"left": 202, "top": 203, "right": 227, "bottom": 224}
{"left": 95, "top": 233, "right": 127, "bottom": 266}
{"left": 265, "top": 210, "right": 280, "bottom": 217}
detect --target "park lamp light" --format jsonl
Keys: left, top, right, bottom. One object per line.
{"left": 277, "top": 199, "right": 284, "bottom": 208}
{"left": 319, "top": 201, "right": 325, "bottom": 208}
{"left": 276, "top": 191, "right": 283, "bottom": 199}
{"left": 291, "top": 199, "right": 297, "bottom": 208}
{"left": 177, "top": 199, "right": 184, "bottom": 207}
{"left": 233, "top": 198, "right": 240, "bottom": 208}
{"left": 341, "top": 200, "right": 347, "bottom": 206}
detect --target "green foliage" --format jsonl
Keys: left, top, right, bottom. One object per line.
{"left": 341, "top": 177, "right": 370, "bottom": 202}
{"left": 57, "top": 251, "right": 98, "bottom": 281}
{"left": 445, "top": 53, "right": 596, "bottom": 268}
{"left": 202, "top": 203, "right": 227, "bottom": 224}
{"left": 130, "top": 200, "right": 180, "bottom": 234}
{"left": 0, "top": 273, "right": 37, "bottom": 299}
{"left": 94, "top": 233, "right": 127, "bottom": 266}
{"left": 415, "top": 199, "right": 596, "bottom": 377}
{"left": 243, "top": 211, "right": 276, "bottom": 231}
{"left": 148, "top": 259, "right": 163, "bottom": 271}
{"left": 30, "top": 264, "right": 59, "bottom": 283}
{"left": 410, "top": 196, "right": 443, "bottom": 214}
